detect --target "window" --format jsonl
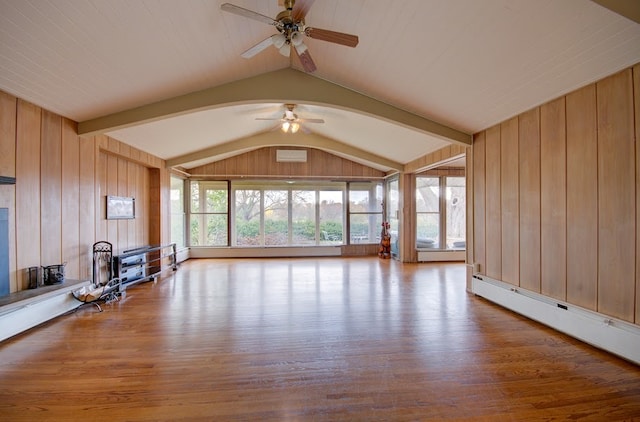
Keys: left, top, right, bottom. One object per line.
{"left": 229, "top": 181, "right": 346, "bottom": 247}
{"left": 187, "top": 181, "right": 390, "bottom": 248}
{"left": 415, "top": 175, "right": 466, "bottom": 250}
{"left": 446, "top": 177, "right": 466, "bottom": 249}
{"left": 416, "top": 177, "right": 440, "bottom": 249}
{"left": 170, "top": 176, "right": 185, "bottom": 248}
{"left": 387, "top": 178, "right": 399, "bottom": 256}
{"left": 319, "top": 189, "right": 344, "bottom": 245}
{"left": 291, "top": 190, "right": 316, "bottom": 245}
{"left": 189, "top": 181, "right": 229, "bottom": 246}
{"left": 348, "top": 182, "right": 383, "bottom": 244}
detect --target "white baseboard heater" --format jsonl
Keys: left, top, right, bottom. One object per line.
{"left": 472, "top": 275, "right": 640, "bottom": 365}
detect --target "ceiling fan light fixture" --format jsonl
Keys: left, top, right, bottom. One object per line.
{"left": 294, "top": 40, "right": 308, "bottom": 55}
{"left": 278, "top": 41, "right": 291, "bottom": 57}
{"left": 272, "top": 33, "right": 287, "bottom": 49}
{"left": 290, "top": 31, "right": 303, "bottom": 46}
{"left": 281, "top": 121, "right": 291, "bottom": 132}
{"left": 290, "top": 122, "right": 300, "bottom": 133}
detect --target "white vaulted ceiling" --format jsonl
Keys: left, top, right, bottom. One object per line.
{"left": 0, "top": 0, "right": 639, "bottom": 172}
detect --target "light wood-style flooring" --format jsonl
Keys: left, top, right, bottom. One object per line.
{"left": 1, "top": 257, "right": 639, "bottom": 421}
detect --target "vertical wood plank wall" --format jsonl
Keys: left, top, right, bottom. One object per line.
{"left": 566, "top": 85, "right": 598, "bottom": 310}
{"left": 471, "top": 65, "right": 640, "bottom": 325}
{"left": 0, "top": 91, "right": 167, "bottom": 291}
{"left": 500, "top": 117, "right": 519, "bottom": 285}
{"left": 540, "top": 98, "right": 566, "bottom": 301}
{"left": 518, "top": 108, "right": 541, "bottom": 292}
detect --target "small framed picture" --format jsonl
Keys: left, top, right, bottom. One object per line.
{"left": 106, "top": 195, "right": 135, "bottom": 220}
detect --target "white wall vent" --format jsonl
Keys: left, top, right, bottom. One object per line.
{"left": 277, "top": 149, "right": 307, "bottom": 162}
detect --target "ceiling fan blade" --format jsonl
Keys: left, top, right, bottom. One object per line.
{"left": 220, "top": 3, "right": 278, "bottom": 26}
{"left": 255, "top": 118, "right": 283, "bottom": 121}
{"left": 294, "top": 43, "right": 317, "bottom": 73}
{"left": 298, "top": 118, "right": 324, "bottom": 124}
{"left": 305, "top": 27, "right": 359, "bottom": 48}
{"left": 292, "top": 0, "right": 315, "bottom": 21}
{"left": 241, "top": 36, "right": 275, "bottom": 58}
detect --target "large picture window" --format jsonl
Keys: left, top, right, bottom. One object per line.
{"left": 416, "top": 175, "right": 465, "bottom": 250}
{"left": 188, "top": 180, "right": 384, "bottom": 248}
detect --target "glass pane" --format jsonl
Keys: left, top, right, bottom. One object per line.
{"left": 264, "top": 190, "right": 289, "bottom": 246}
{"left": 416, "top": 213, "right": 439, "bottom": 248}
{"left": 191, "top": 181, "right": 227, "bottom": 213}
{"left": 205, "top": 214, "right": 228, "bottom": 246}
{"left": 416, "top": 177, "right": 439, "bottom": 212}
{"left": 235, "top": 189, "right": 262, "bottom": 246}
{"left": 446, "top": 177, "right": 466, "bottom": 249}
{"left": 349, "top": 182, "right": 382, "bottom": 213}
{"left": 292, "top": 190, "right": 316, "bottom": 245}
{"left": 189, "top": 215, "right": 201, "bottom": 246}
{"left": 350, "top": 213, "right": 382, "bottom": 244}
{"left": 170, "top": 176, "right": 185, "bottom": 248}
{"left": 190, "top": 181, "right": 201, "bottom": 213}
{"left": 387, "top": 179, "right": 399, "bottom": 256}
{"left": 319, "top": 190, "right": 343, "bottom": 245}
{"left": 170, "top": 177, "right": 183, "bottom": 213}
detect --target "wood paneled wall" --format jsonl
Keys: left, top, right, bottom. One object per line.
{"left": 404, "top": 144, "right": 467, "bottom": 173}
{"left": 188, "top": 146, "right": 386, "bottom": 179}
{"left": 470, "top": 65, "right": 640, "bottom": 324}
{"left": 0, "top": 91, "right": 168, "bottom": 293}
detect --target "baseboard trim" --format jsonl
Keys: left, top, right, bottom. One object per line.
{"left": 472, "top": 275, "right": 640, "bottom": 365}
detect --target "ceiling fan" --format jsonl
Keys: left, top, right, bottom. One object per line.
{"left": 256, "top": 104, "right": 324, "bottom": 133}
{"left": 220, "top": 0, "right": 359, "bottom": 73}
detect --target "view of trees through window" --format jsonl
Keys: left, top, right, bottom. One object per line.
{"left": 415, "top": 175, "right": 466, "bottom": 250}
{"left": 170, "top": 176, "right": 185, "bottom": 248}
{"left": 190, "top": 181, "right": 228, "bottom": 246}
{"left": 186, "top": 181, "right": 383, "bottom": 247}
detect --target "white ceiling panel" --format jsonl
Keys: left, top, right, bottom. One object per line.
{"left": 0, "top": 0, "right": 639, "bottom": 171}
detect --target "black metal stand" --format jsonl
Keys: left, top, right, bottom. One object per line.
{"left": 72, "top": 241, "right": 122, "bottom": 311}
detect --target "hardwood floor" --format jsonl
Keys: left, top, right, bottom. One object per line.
{"left": 1, "top": 257, "right": 639, "bottom": 421}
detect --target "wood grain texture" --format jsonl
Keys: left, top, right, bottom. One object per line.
{"left": 472, "top": 132, "right": 486, "bottom": 273}
{"left": 95, "top": 143, "right": 108, "bottom": 243}
{"left": 518, "top": 108, "right": 541, "bottom": 293}
{"left": 117, "top": 157, "right": 129, "bottom": 252}
{"left": 597, "top": 69, "right": 635, "bottom": 322}
{"left": 1, "top": 258, "right": 640, "bottom": 421}
{"left": 500, "top": 117, "right": 519, "bottom": 285}
{"left": 485, "top": 125, "right": 501, "bottom": 280}
{"left": 40, "top": 109, "right": 62, "bottom": 266}
{"left": 15, "top": 99, "right": 41, "bottom": 288}
{"left": 540, "top": 97, "right": 566, "bottom": 300}
{"left": 0, "top": 91, "right": 16, "bottom": 178}
{"left": 189, "top": 146, "right": 386, "bottom": 179}
{"left": 566, "top": 84, "right": 598, "bottom": 311}
{"left": 636, "top": 64, "right": 640, "bottom": 324}
{"left": 78, "top": 136, "right": 95, "bottom": 280}
{"left": 106, "top": 153, "right": 118, "bottom": 248}
{"left": 61, "top": 119, "right": 80, "bottom": 279}
{"left": 149, "top": 168, "right": 161, "bottom": 246}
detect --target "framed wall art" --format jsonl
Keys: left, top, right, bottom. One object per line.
{"left": 106, "top": 195, "right": 135, "bottom": 220}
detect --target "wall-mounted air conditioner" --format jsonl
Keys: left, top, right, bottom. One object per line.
{"left": 276, "top": 149, "right": 307, "bottom": 163}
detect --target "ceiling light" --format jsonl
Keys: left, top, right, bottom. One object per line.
{"left": 290, "top": 122, "right": 300, "bottom": 133}
{"left": 294, "top": 41, "right": 307, "bottom": 55}
{"left": 290, "top": 31, "right": 303, "bottom": 46}
{"left": 278, "top": 41, "right": 290, "bottom": 57}
{"left": 281, "top": 121, "right": 290, "bottom": 132}
{"left": 272, "top": 33, "right": 286, "bottom": 49}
